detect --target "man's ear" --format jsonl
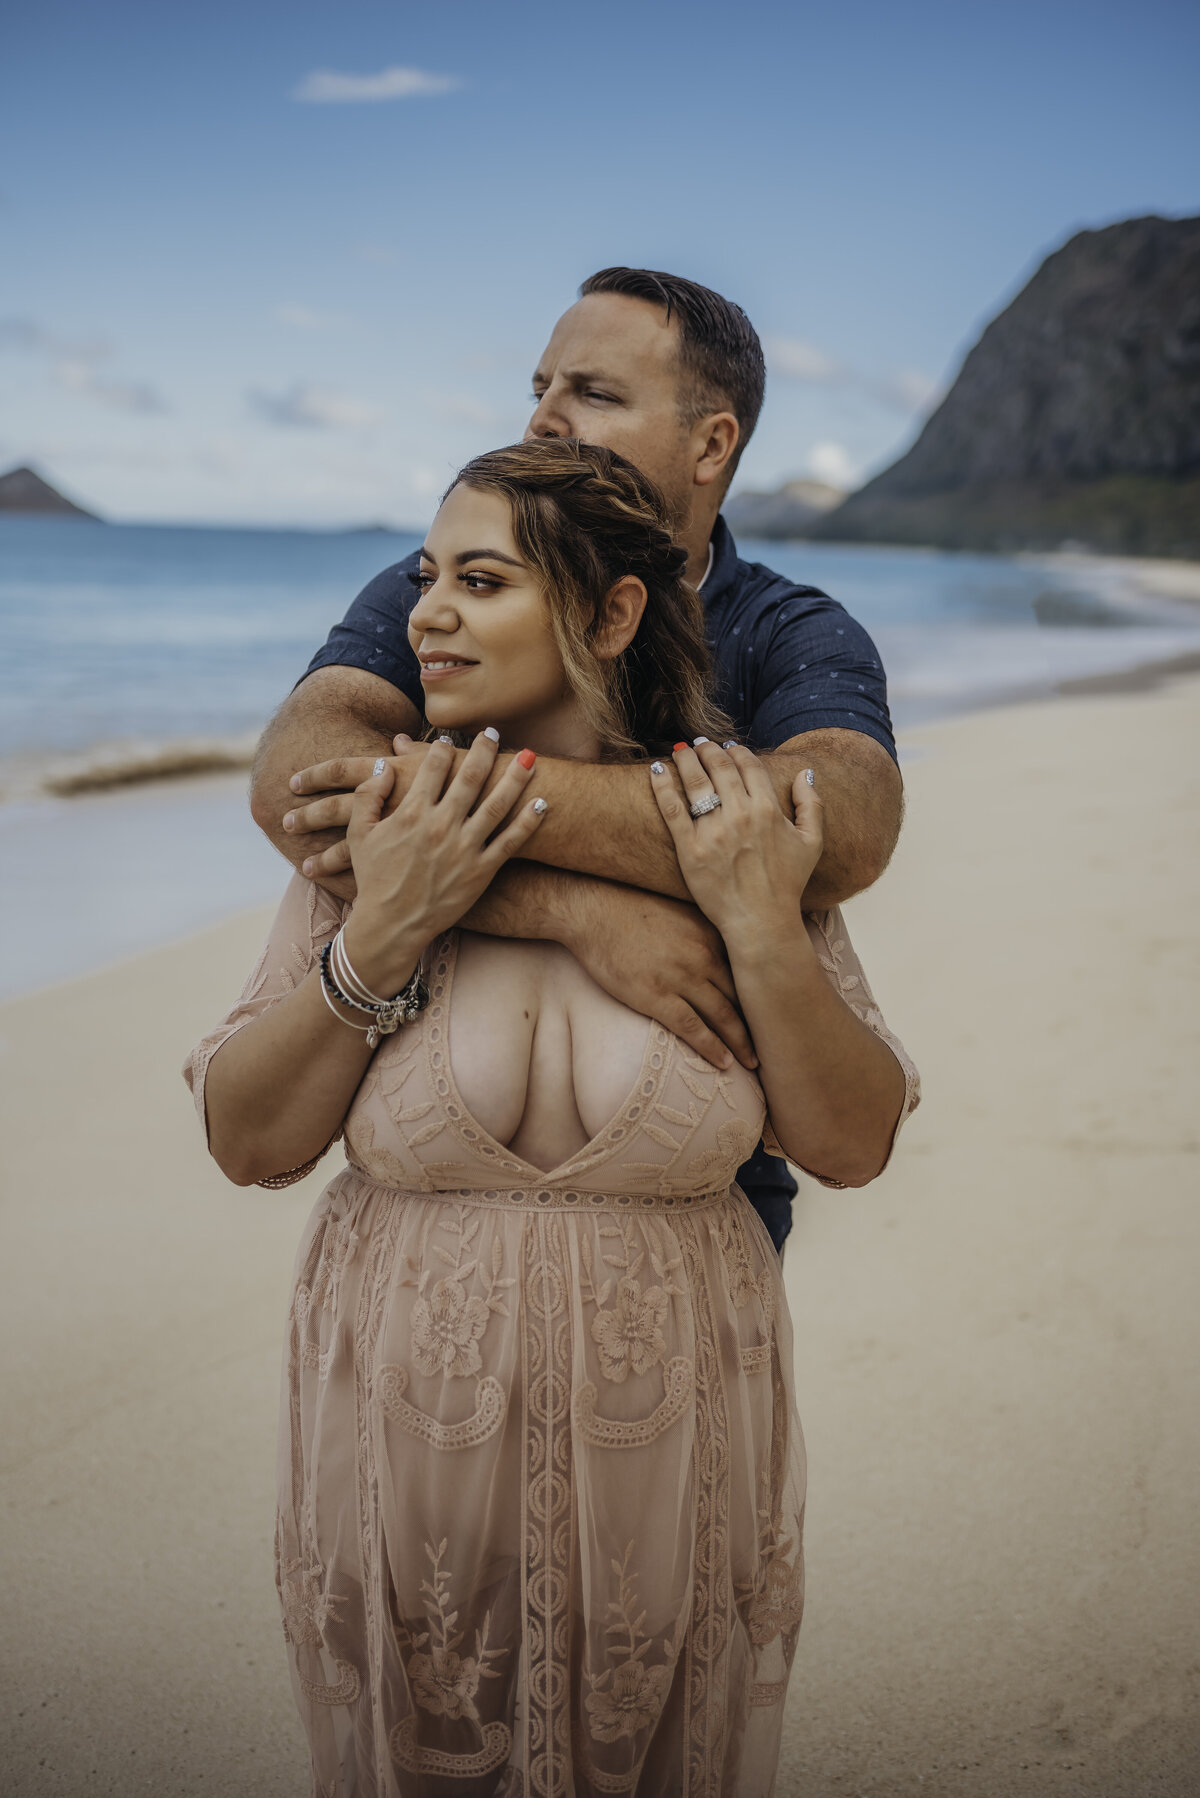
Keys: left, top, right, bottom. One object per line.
{"left": 691, "top": 411, "right": 740, "bottom": 490}
{"left": 594, "top": 575, "right": 648, "bottom": 660}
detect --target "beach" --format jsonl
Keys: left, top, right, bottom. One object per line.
{"left": 1, "top": 673, "right": 1197, "bottom": 1796}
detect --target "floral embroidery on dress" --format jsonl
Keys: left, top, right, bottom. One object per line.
{"left": 401, "top": 1539, "right": 506, "bottom": 1721}
{"left": 584, "top": 1545, "right": 674, "bottom": 1743}
{"left": 581, "top": 1221, "right": 684, "bottom": 1384}
{"left": 409, "top": 1204, "right": 514, "bottom": 1378}
{"left": 746, "top": 1542, "right": 805, "bottom": 1646}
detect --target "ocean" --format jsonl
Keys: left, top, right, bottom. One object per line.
{"left": 3, "top": 516, "right": 1199, "bottom": 998}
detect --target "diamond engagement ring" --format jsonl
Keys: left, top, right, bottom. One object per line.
{"left": 689, "top": 792, "right": 723, "bottom": 818}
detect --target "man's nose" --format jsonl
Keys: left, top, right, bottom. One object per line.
{"left": 525, "top": 388, "right": 568, "bottom": 440}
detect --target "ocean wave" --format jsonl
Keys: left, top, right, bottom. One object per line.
{"left": 0, "top": 731, "right": 261, "bottom": 804}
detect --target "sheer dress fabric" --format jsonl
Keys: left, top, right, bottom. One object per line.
{"left": 185, "top": 877, "right": 919, "bottom": 1798}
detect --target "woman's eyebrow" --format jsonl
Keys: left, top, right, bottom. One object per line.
{"left": 454, "top": 548, "right": 524, "bottom": 568}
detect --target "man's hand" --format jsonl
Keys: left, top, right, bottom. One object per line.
{"left": 283, "top": 735, "right": 425, "bottom": 880}
{"left": 557, "top": 880, "right": 757, "bottom": 1073}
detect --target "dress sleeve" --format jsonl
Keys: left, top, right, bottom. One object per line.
{"left": 761, "top": 904, "right": 921, "bottom": 1186}
{"left": 182, "top": 873, "right": 349, "bottom": 1152}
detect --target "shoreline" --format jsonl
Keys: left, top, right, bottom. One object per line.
{"left": 2, "top": 671, "right": 1197, "bottom": 1796}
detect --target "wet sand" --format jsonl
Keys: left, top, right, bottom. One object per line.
{"left": 1, "top": 676, "right": 1197, "bottom": 1796}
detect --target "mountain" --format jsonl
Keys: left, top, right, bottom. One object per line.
{"left": 0, "top": 465, "right": 100, "bottom": 518}
{"left": 811, "top": 215, "right": 1200, "bottom": 558}
{"left": 723, "top": 479, "right": 845, "bottom": 541}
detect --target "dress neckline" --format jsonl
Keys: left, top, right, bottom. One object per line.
{"left": 436, "top": 930, "right": 665, "bottom": 1184}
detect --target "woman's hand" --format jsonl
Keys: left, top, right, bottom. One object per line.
{"left": 343, "top": 732, "right": 546, "bottom": 992}
{"left": 650, "top": 740, "right": 822, "bottom": 940}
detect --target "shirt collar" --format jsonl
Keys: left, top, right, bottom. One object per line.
{"left": 700, "top": 514, "right": 739, "bottom": 609}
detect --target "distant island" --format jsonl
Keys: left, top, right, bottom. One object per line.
{"left": 723, "top": 478, "right": 845, "bottom": 541}
{"left": 743, "top": 215, "right": 1200, "bottom": 559}
{"left": 0, "top": 465, "right": 100, "bottom": 519}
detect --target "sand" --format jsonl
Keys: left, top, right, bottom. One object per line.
{"left": 2, "top": 674, "right": 1197, "bottom": 1797}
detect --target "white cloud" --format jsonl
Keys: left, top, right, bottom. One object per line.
{"left": 247, "top": 382, "right": 383, "bottom": 429}
{"left": 806, "top": 441, "right": 858, "bottom": 488}
{"left": 54, "top": 359, "right": 168, "bottom": 414}
{"left": 764, "top": 334, "right": 845, "bottom": 385}
{"left": 869, "top": 367, "right": 943, "bottom": 414}
{"left": 292, "top": 65, "right": 461, "bottom": 104}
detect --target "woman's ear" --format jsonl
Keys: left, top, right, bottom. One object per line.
{"left": 593, "top": 575, "right": 648, "bottom": 660}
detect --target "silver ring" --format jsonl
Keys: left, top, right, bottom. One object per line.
{"left": 689, "top": 791, "right": 722, "bottom": 819}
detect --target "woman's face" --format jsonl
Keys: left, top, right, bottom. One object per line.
{"left": 408, "top": 483, "right": 593, "bottom": 757}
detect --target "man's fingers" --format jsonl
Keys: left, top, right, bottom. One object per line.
{"left": 289, "top": 755, "right": 377, "bottom": 797}
{"left": 300, "top": 837, "right": 355, "bottom": 880}
{"left": 655, "top": 998, "right": 734, "bottom": 1072}
{"left": 692, "top": 983, "right": 758, "bottom": 1070}
{"left": 283, "top": 792, "right": 355, "bottom": 837}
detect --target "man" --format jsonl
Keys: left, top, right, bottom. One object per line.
{"left": 251, "top": 268, "right": 903, "bottom": 1251}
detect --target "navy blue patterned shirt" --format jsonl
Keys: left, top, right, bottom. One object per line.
{"left": 302, "top": 515, "right": 896, "bottom": 1249}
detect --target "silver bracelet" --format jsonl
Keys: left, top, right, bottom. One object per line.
{"left": 328, "top": 926, "right": 429, "bottom": 1048}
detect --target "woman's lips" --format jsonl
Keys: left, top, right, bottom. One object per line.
{"left": 419, "top": 660, "right": 478, "bottom": 682}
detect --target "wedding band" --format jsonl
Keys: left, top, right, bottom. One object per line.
{"left": 689, "top": 792, "right": 722, "bottom": 818}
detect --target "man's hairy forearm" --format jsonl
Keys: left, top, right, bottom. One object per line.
{"left": 250, "top": 668, "right": 418, "bottom": 871}
{"left": 517, "top": 728, "right": 903, "bottom": 907}
{"left": 458, "top": 860, "right": 597, "bottom": 945}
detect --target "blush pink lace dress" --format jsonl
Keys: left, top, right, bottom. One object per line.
{"left": 185, "top": 876, "right": 919, "bottom": 1798}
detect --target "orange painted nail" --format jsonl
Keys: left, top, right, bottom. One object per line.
{"left": 517, "top": 748, "right": 537, "bottom": 770}
{"left": 672, "top": 741, "right": 688, "bottom": 754}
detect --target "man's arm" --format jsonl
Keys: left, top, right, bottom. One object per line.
{"left": 290, "top": 725, "right": 902, "bottom": 907}
{"left": 250, "top": 666, "right": 421, "bottom": 892}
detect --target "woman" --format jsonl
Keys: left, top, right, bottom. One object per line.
{"left": 186, "top": 439, "right": 919, "bottom": 1797}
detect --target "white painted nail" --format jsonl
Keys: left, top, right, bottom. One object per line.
{"left": 483, "top": 726, "right": 500, "bottom": 743}
{"left": 804, "top": 768, "right": 815, "bottom": 787}
{"left": 438, "top": 735, "right": 453, "bottom": 745}
{"left": 532, "top": 797, "right": 548, "bottom": 815}
{"left": 372, "top": 758, "right": 386, "bottom": 777}
{"left": 693, "top": 736, "right": 709, "bottom": 746}
{"left": 650, "top": 760, "right": 666, "bottom": 775}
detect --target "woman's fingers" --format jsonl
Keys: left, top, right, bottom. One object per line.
{"left": 405, "top": 736, "right": 459, "bottom": 805}
{"left": 649, "top": 757, "right": 693, "bottom": 842}
{"left": 721, "top": 742, "right": 775, "bottom": 803}
{"left": 440, "top": 729, "right": 501, "bottom": 820}
{"left": 482, "top": 795, "right": 549, "bottom": 868}
{"left": 346, "top": 760, "right": 396, "bottom": 847}
{"left": 791, "top": 767, "right": 825, "bottom": 856}
{"left": 466, "top": 744, "right": 539, "bottom": 841}
{"left": 689, "top": 738, "right": 748, "bottom": 804}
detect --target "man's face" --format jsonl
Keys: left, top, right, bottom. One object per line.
{"left": 525, "top": 293, "right": 696, "bottom": 526}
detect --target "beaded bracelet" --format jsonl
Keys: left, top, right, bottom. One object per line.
{"left": 319, "top": 932, "right": 429, "bottom": 1049}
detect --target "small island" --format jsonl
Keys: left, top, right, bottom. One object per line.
{"left": 0, "top": 465, "right": 100, "bottom": 519}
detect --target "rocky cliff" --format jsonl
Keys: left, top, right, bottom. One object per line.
{"left": 812, "top": 215, "right": 1200, "bottom": 557}
{"left": 0, "top": 465, "right": 99, "bottom": 518}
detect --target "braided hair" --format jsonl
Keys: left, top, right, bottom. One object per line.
{"left": 448, "top": 438, "right": 734, "bottom": 760}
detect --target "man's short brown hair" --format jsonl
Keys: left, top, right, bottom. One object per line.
{"left": 579, "top": 267, "right": 766, "bottom": 484}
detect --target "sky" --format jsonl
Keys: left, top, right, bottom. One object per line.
{"left": 1, "top": 0, "right": 1197, "bottom": 527}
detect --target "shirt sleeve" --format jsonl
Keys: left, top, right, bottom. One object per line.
{"left": 746, "top": 595, "right": 897, "bottom": 761}
{"left": 299, "top": 552, "right": 425, "bottom": 713}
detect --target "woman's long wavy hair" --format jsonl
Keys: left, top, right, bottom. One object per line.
{"left": 443, "top": 438, "right": 734, "bottom": 760}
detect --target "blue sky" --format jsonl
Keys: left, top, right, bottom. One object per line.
{"left": 2, "top": 0, "right": 1196, "bottom": 525}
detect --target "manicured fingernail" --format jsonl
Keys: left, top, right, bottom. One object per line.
{"left": 532, "top": 797, "right": 548, "bottom": 815}
{"left": 372, "top": 758, "right": 386, "bottom": 776}
{"left": 693, "top": 736, "right": 709, "bottom": 746}
{"left": 517, "top": 748, "right": 537, "bottom": 770}
{"left": 650, "top": 760, "right": 666, "bottom": 775}
{"left": 722, "top": 740, "right": 738, "bottom": 749}
{"left": 283, "top": 812, "right": 295, "bottom": 830}
{"left": 804, "top": 768, "right": 815, "bottom": 787}
{"left": 672, "top": 741, "right": 688, "bottom": 754}
{"left": 483, "top": 726, "right": 500, "bottom": 743}
{"left": 438, "top": 734, "right": 453, "bottom": 745}
{"left": 302, "top": 858, "right": 314, "bottom": 876}
{"left": 289, "top": 774, "right": 301, "bottom": 792}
